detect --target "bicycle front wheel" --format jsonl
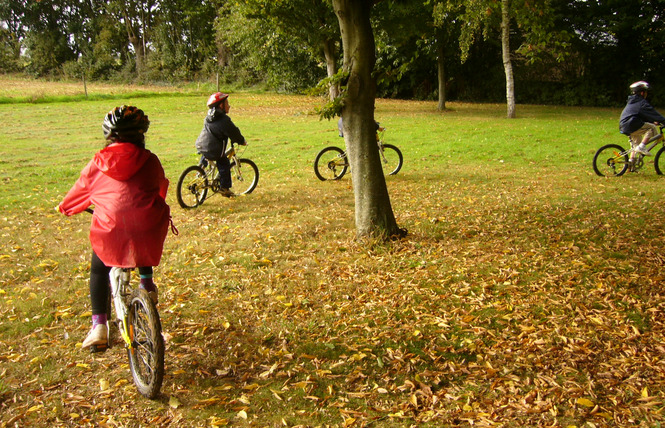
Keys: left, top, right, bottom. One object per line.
{"left": 380, "top": 144, "right": 403, "bottom": 176}
{"left": 314, "top": 146, "right": 348, "bottom": 181}
{"left": 176, "top": 165, "right": 208, "bottom": 208}
{"left": 592, "top": 144, "right": 629, "bottom": 177}
{"left": 230, "top": 158, "right": 259, "bottom": 195}
{"left": 127, "top": 289, "right": 164, "bottom": 399}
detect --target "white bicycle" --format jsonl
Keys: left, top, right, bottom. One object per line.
{"left": 85, "top": 210, "right": 165, "bottom": 399}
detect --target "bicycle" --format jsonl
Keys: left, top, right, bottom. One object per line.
{"left": 313, "top": 128, "right": 403, "bottom": 181}
{"left": 83, "top": 209, "right": 165, "bottom": 399}
{"left": 593, "top": 124, "right": 665, "bottom": 176}
{"left": 176, "top": 142, "right": 259, "bottom": 208}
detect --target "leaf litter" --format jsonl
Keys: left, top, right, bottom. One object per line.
{"left": 2, "top": 154, "right": 665, "bottom": 426}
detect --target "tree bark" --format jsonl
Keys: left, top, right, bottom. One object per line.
{"left": 437, "top": 35, "right": 446, "bottom": 111}
{"left": 501, "top": 0, "right": 516, "bottom": 118}
{"left": 332, "top": 0, "right": 402, "bottom": 240}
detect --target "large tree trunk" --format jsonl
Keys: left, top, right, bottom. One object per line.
{"left": 322, "top": 38, "right": 339, "bottom": 100}
{"left": 332, "top": 0, "right": 402, "bottom": 240}
{"left": 501, "top": 0, "right": 516, "bottom": 118}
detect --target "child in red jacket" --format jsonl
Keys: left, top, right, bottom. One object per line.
{"left": 59, "top": 106, "right": 171, "bottom": 350}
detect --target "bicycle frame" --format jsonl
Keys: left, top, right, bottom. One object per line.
{"left": 593, "top": 125, "right": 665, "bottom": 176}
{"left": 201, "top": 145, "right": 243, "bottom": 188}
{"left": 328, "top": 140, "right": 390, "bottom": 167}
{"left": 625, "top": 132, "right": 663, "bottom": 165}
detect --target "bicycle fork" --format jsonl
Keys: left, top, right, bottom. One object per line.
{"left": 110, "top": 268, "right": 134, "bottom": 351}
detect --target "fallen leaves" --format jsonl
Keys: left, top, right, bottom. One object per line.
{"left": 4, "top": 154, "right": 665, "bottom": 427}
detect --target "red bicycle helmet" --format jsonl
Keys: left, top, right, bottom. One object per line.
{"left": 102, "top": 105, "right": 150, "bottom": 139}
{"left": 207, "top": 92, "right": 229, "bottom": 108}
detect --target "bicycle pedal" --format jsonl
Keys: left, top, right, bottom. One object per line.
{"left": 89, "top": 343, "right": 109, "bottom": 354}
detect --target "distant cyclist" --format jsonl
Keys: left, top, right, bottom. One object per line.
{"left": 619, "top": 81, "right": 665, "bottom": 156}
{"left": 195, "top": 92, "right": 247, "bottom": 197}
{"left": 59, "top": 106, "right": 171, "bottom": 350}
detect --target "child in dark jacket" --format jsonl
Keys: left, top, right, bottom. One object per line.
{"left": 195, "top": 92, "right": 246, "bottom": 197}
{"left": 619, "top": 81, "right": 665, "bottom": 156}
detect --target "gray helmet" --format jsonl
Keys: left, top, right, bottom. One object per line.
{"left": 630, "top": 81, "right": 650, "bottom": 94}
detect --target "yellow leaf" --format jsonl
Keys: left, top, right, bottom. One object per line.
{"left": 237, "top": 410, "right": 248, "bottom": 420}
{"left": 169, "top": 396, "right": 181, "bottom": 409}
{"left": 242, "top": 383, "right": 259, "bottom": 391}
{"left": 99, "top": 379, "right": 110, "bottom": 391}
{"left": 576, "top": 397, "right": 594, "bottom": 408}
{"left": 343, "top": 418, "right": 356, "bottom": 427}
{"left": 642, "top": 386, "right": 649, "bottom": 398}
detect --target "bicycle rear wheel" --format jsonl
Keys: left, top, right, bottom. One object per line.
{"left": 127, "top": 289, "right": 164, "bottom": 399}
{"left": 314, "top": 146, "right": 348, "bottom": 181}
{"left": 176, "top": 165, "right": 208, "bottom": 208}
{"left": 380, "top": 144, "right": 403, "bottom": 176}
{"left": 230, "top": 158, "right": 259, "bottom": 195}
{"left": 592, "top": 144, "right": 629, "bottom": 177}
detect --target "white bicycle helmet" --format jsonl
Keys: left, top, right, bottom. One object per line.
{"left": 630, "top": 81, "right": 650, "bottom": 94}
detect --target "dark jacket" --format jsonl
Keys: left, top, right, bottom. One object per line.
{"left": 195, "top": 107, "right": 245, "bottom": 159}
{"left": 619, "top": 94, "right": 665, "bottom": 135}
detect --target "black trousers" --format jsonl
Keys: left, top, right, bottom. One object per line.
{"left": 89, "top": 251, "right": 152, "bottom": 315}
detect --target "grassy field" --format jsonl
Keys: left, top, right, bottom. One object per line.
{"left": 2, "top": 77, "right": 665, "bottom": 427}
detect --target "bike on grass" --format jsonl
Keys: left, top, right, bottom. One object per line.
{"left": 84, "top": 208, "right": 165, "bottom": 399}
{"left": 593, "top": 124, "right": 665, "bottom": 176}
{"left": 313, "top": 128, "right": 403, "bottom": 181}
{"left": 176, "top": 142, "right": 259, "bottom": 208}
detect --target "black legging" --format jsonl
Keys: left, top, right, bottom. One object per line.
{"left": 89, "top": 251, "right": 152, "bottom": 315}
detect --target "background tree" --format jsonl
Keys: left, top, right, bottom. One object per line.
{"left": 451, "top": 0, "right": 566, "bottom": 117}
{"left": 106, "top": 0, "right": 157, "bottom": 78}
{"left": 559, "top": 0, "right": 665, "bottom": 104}
{"left": 226, "top": 0, "right": 340, "bottom": 99}
{"left": 22, "top": 0, "right": 77, "bottom": 76}
{"left": 0, "top": 0, "right": 25, "bottom": 72}
{"left": 373, "top": 0, "right": 453, "bottom": 109}
{"left": 215, "top": 2, "right": 323, "bottom": 91}
{"left": 149, "top": 0, "right": 219, "bottom": 81}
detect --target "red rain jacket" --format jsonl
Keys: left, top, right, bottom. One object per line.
{"left": 59, "top": 142, "right": 170, "bottom": 268}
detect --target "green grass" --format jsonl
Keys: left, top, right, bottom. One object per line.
{"left": 2, "top": 77, "right": 665, "bottom": 426}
